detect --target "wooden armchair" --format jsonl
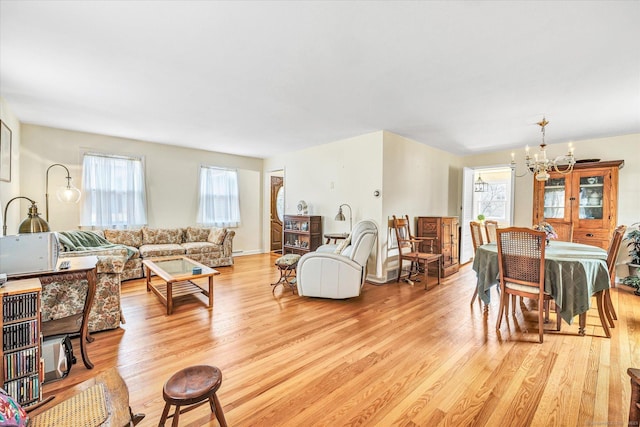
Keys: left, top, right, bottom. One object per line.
{"left": 629, "top": 367, "right": 640, "bottom": 425}
{"left": 469, "top": 221, "right": 485, "bottom": 305}
{"left": 603, "top": 225, "right": 626, "bottom": 327}
{"left": 495, "top": 227, "right": 560, "bottom": 343}
{"left": 391, "top": 215, "right": 441, "bottom": 290}
{"left": 29, "top": 367, "right": 144, "bottom": 426}
{"left": 484, "top": 220, "right": 498, "bottom": 243}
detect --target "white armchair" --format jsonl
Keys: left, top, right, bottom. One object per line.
{"left": 297, "top": 220, "right": 378, "bottom": 299}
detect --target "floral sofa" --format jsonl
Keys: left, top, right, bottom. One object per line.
{"left": 58, "top": 226, "right": 235, "bottom": 281}
{"left": 41, "top": 255, "right": 126, "bottom": 333}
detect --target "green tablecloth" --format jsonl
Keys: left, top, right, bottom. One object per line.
{"left": 471, "top": 241, "right": 610, "bottom": 324}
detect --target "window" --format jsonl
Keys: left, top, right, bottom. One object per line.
{"left": 80, "top": 153, "right": 147, "bottom": 228}
{"left": 197, "top": 166, "right": 240, "bottom": 227}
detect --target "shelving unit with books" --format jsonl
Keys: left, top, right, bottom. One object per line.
{"left": 1, "top": 278, "right": 43, "bottom": 407}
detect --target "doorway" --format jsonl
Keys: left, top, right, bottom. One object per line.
{"left": 270, "top": 173, "right": 284, "bottom": 253}
{"left": 460, "top": 166, "right": 515, "bottom": 264}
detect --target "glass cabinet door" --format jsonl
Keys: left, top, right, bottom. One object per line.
{"left": 542, "top": 177, "right": 566, "bottom": 219}
{"left": 578, "top": 173, "right": 605, "bottom": 220}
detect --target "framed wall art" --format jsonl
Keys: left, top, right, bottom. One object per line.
{"left": 0, "top": 120, "right": 11, "bottom": 182}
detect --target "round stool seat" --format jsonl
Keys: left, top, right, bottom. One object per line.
{"left": 275, "top": 253, "right": 301, "bottom": 267}
{"left": 163, "top": 365, "right": 222, "bottom": 406}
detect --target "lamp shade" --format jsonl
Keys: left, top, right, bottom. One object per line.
{"left": 56, "top": 183, "right": 81, "bottom": 203}
{"left": 3, "top": 196, "right": 50, "bottom": 236}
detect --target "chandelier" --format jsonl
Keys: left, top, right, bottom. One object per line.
{"left": 510, "top": 117, "right": 576, "bottom": 181}
{"left": 474, "top": 174, "right": 488, "bottom": 192}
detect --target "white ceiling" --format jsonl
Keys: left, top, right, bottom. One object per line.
{"left": 1, "top": 1, "right": 639, "bottom": 159}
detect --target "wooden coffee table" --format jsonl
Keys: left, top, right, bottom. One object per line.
{"left": 143, "top": 256, "right": 219, "bottom": 315}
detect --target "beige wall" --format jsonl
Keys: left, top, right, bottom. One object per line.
{"left": 5, "top": 91, "right": 638, "bottom": 276}
{"left": 0, "top": 98, "right": 22, "bottom": 233}
{"left": 264, "top": 130, "right": 384, "bottom": 230}
{"left": 462, "top": 133, "right": 640, "bottom": 227}
{"left": 381, "top": 131, "right": 462, "bottom": 280}
{"left": 19, "top": 124, "right": 264, "bottom": 254}
{"left": 264, "top": 130, "right": 463, "bottom": 282}
{"left": 463, "top": 133, "right": 640, "bottom": 279}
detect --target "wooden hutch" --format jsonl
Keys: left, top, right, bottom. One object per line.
{"left": 416, "top": 216, "right": 460, "bottom": 277}
{"left": 532, "top": 160, "right": 624, "bottom": 250}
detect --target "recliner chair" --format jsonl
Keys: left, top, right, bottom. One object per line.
{"left": 296, "top": 220, "right": 378, "bottom": 299}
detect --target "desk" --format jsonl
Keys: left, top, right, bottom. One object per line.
{"left": 9, "top": 256, "right": 98, "bottom": 369}
{"left": 324, "top": 233, "right": 349, "bottom": 244}
{"left": 472, "top": 241, "right": 610, "bottom": 333}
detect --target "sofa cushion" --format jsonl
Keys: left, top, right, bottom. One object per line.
{"left": 182, "top": 241, "right": 222, "bottom": 256}
{"left": 142, "top": 228, "right": 183, "bottom": 245}
{"left": 208, "top": 227, "right": 227, "bottom": 245}
{"left": 185, "top": 226, "right": 211, "bottom": 242}
{"left": 104, "top": 229, "right": 143, "bottom": 247}
{"left": 139, "top": 243, "right": 185, "bottom": 258}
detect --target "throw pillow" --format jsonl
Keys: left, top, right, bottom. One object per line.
{"left": 185, "top": 227, "right": 210, "bottom": 242}
{"left": 104, "top": 229, "right": 143, "bottom": 247}
{"left": 0, "top": 388, "right": 29, "bottom": 427}
{"left": 142, "top": 227, "right": 183, "bottom": 245}
{"left": 334, "top": 235, "right": 351, "bottom": 254}
{"left": 208, "top": 228, "right": 227, "bottom": 245}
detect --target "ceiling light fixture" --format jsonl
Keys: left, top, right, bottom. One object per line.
{"left": 474, "top": 174, "right": 489, "bottom": 192}
{"left": 510, "top": 117, "right": 576, "bottom": 182}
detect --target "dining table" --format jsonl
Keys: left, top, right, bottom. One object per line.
{"left": 472, "top": 240, "right": 611, "bottom": 336}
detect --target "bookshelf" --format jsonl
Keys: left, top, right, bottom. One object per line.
{"left": 1, "top": 278, "right": 43, "bottom": 407}
{"left": 283, "top": 215, "right": 322, "bottom": 255}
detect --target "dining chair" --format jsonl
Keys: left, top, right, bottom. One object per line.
{"left": 484, "top": 220, "right": 498, "bottom": 243}
{"left": 469, "top": 221, "right": 485, "bottom": 305}
{"left": 495, "top": 227, "right": 560, "bottom": 343}
{"left": 392, "top": 215, "right": 441, "bottom": 289}
{"left": 550, "top": 220, "right": 574, "bottom": 242}
{"left": 603, "top": 225, "right": 627, "bottom": 327}
{"left": 629, "top": 367, "right": 640, "bottom": 425}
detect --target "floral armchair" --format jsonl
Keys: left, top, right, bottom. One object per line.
{"left": 41, "top": 255, "right": 126, "bottom": 333}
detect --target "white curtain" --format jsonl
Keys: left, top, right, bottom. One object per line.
{"left": 80, "top": 153, "right": 147, "bottom": 228}
{"left": 197, "top": 166, "right": 240, "bottom": 228}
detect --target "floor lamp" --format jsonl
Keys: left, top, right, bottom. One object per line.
{"left": 46, "top": 163, "right": 82, "bottom": 221}
{"left": 2, "top": 196, "right": 50, "bottom": 236}
{"left": 335, "top": 203, "right": 353, "bottom": 233}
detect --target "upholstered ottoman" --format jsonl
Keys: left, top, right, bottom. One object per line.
{"left": 271, "top": 253, "right": 301, "bottom": 293}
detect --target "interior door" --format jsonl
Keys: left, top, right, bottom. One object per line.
{"left": 270, "top": 175, "right": 284, "bottom": 252}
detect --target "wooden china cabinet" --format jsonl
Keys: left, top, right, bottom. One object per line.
{"left": 532, "top": 160, "right": 624, "bottom": 250}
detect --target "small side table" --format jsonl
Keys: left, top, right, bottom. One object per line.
{"left": 272, "top": 254, "right": 301, "bottom": 294}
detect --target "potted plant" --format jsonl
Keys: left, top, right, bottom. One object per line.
{"left": 626, "top": 226, "right": 640, "bottom": 278}
{"left": 622, "top": 275, "right": 640, "bottom": 296}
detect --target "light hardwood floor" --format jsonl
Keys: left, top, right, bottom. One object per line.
{"left": 43, "top": 253, "right": 639, "bottom": 426}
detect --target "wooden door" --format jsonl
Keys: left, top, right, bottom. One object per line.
{"left": 270, "top": 176, "right": 284, "bottom": 252}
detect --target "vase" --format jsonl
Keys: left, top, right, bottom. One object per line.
{"left": 546, "top": 238, "right": 550, "bottom": 246}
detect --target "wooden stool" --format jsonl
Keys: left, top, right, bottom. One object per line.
{"left": 159, "top": 365, "right": 227, "bottom": 427}
{"left": 271, "top": 253, "right": 301, "bottom": 293}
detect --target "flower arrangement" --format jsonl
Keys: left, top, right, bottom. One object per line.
{"left": 533, "top": 221, "right": 558, "bottom": 241}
